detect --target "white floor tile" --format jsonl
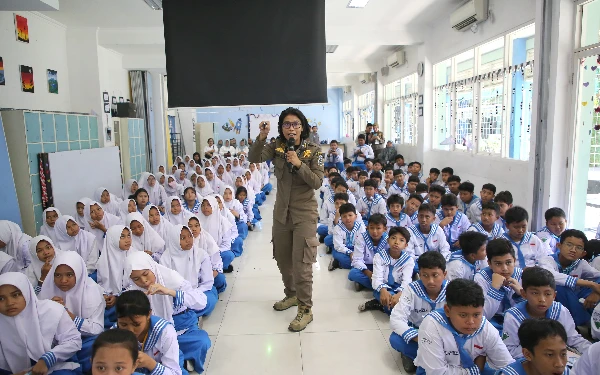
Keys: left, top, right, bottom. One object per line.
{"left": 229, "top": 276, "right": 284, "bottom": 302}
{"left": 302, "top": 298, "right": 380, "bottom": 333}
{"left": 381, "top": 329, "right": 407, "bottom": 373}
{"left": 219, "top": 300, "right": 298, "bottom": 335}
{"left": 234, "top": 256, "right": 283, "bottom": 278}
{"left": 202, "top": 296, "right": 228, "bottom": 336}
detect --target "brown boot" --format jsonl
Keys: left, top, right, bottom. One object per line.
{"left": 288, "top": 304, "right": 313, "bottom": 332}
{"left": 273, "top": 295, "right": 298, "bottom": 311}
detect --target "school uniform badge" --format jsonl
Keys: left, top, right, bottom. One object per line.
{"left": 317, "top": 152, "right": 324, "bottom": 166}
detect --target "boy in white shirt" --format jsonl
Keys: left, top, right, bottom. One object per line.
{"left": 356, "top": 179, "right": 387, "bottom": 226}
{"left": 468, "top": 183, "right": 496, "bottom": 224}
{"left": 425, "top": 185, "right": 445, "bottom": 213}
{"left": 369, "top": 171, "right": 388, "bottom": 198}
{"left": 328, "top": 203, "right": 366, "bottom": 272}
{"left": 437, "top": 193, "right": 471, "bottom": 251}
{"left": 458, "top": 181, "right": 479, "bottom": 216}
{"left": 423, "top": 167, "right": 442, "bottom": 186}
{"left": 573, "top": 341, "right": 600, "bottom": 375}
{"left": 349, "top": 214, "right": 388, "bottom": 291}
{"left": 406, "top": 204, "right": 451, "bottom": 274}
{"left": 447, "top": 175, "right": 462, "bottom": 197}
{"left": 535, "top": 207, "right": 567, "bottom": 253}
{"left": 494, "top": 191, "right": 514, "bottom": 232}
{"left": 385, "top": 194, "right": 411, "bottom": 229}
{"left": 406, "top": 176, "right": 420, "bottom": 197}
{"left": 393, "top": 154, "right": 408, "bottom": 173}
{"left": 352, "top": 134, "right": 374, "bottom": 170}
{"left": 446, "top": 231, "right": 488, "bottom": 281}
{"left": 340, "top": 159, "right": 352, "bottom": 180}
{"left": 388, "top": 169, "right": 409, "bottom": 201}
{"left": 502, "top": 206, "right": 550, "bottom": 268}
{"left": 468, "top": 202, "right": 505, "bottom": 240}
{"left": 390, "top": 251, "right": 448, "bottom": 373}
{"left": 414, "top": 279, "right": 514, "bottom": 374}
{"left": 403, "top": 194, "right": 424, "bottom": 227}
{"left": 324, "top": 140, "right": 344, "bottom": 171}
{"left": 325, "top": 193, "right": 363, "bottom": 251}
{"left": 440, "top": 167, "right": 454, "bottom": 192}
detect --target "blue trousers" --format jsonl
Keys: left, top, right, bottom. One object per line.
{"left": 262, "top": 182, "right": 273, "bottom": 194}
{"left": 88, "top": 270, "right": 97, "bottom": 282}
{"left": 236, "top": 221, "right": 249, "bottom": 240}
{"left": 317, "top": 224, "right": 329, "bottom": 237}
{"left": 76, "top": 335, "right": 98, "bottom": 373}
{"left": 325, "top": 162, "right": 344, "bottom": 172}
{"left": 352, "top": 161, "right": 366, "bottom": 170}
{"left": 390, "top": 332, "right": 418, "bottom": 360}
{"left": 417, "top": 365, "right": 495, "bottom": 375}
{"left": 252, "top": 206, "right": 262, "bottom": 222}
{"left": 194, "top": 287, "right": 218, "bottom": 317}
{"left": 104, "top": 305, "right": 117, "bottom": 329}
{"left": 348, "top": 264, "right": 373, "bottom": 290}
{"left": 231, "top": 236, "right": 244, "bottom": 257}
{"left": 324, "top": 234, "right": 333, "bottom": 248}
{"left": 174, "top": 310, "right": 211, "bottom": 373}
{"left": 214, "top": 272, "right": 227, "bottom": 294}
{"left": 373, "top": 289, "right": 397, "bottom": 315}
{"left": 556, "top": 285, "right": 596, "bottom": 326}
{"left": 221, "top": 250, "right": 235, "bottom": 270}
{"left": 332, "top": 250, "right": 352, "bottom": 269}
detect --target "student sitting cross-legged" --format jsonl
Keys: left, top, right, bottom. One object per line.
{"left": 349, "top": 214, "right": 388, "bottom": 291}
{"left": 457, "top": 182, "right": 479, "bottom": 217}
{"left": 494, "top": 191, "right": 514, "bottom": 231}
{"left": 535, "top": 207, "right": 568, "bottom": 254}
{"left": 359, "top": 227, "right": 414, "bottom": 314}
{"left": 497, "top": 318, "right": 572, "bottom": 375}
{"left": 413, "top": 278, "right": 514, "bottom": 375}
{"left": 389, "top": 251, "right": 448, "bottom": 373}
{"left": 388, "top": 169, "right": 409, "bottom": 201}
{"left": 468, "top": 183, "right": 496, "bottom": 224}
{"left": 539, "top": 229, "right": 600, "bottom": 326}
{"left": 356, "top": 179, "right": 387, "bottom": 226}
{"left": 425, "top": 184, "right": 445, "bottom": 213}
{"left": 385, "top": 194, "right": 411, "bottom": 229}
{"left": 502, "top": 206, "right": 549, "bottom": 269}
{"left": 436, "top": 193, "right": 471, "bottom": 251}
{"left": 406, "top": 203, "right": 451, "bottom": 274}
{"left": 446, "top": 231, "right": 488, "bottom": 281}
{"left": 503, "top": 267, "right": 591, "bottom": 360}
{"left": 468, "top": 201, "right": 505, "bottom": 240}
{"left": 328, "top": 203, "right": 365, "bottom": 271}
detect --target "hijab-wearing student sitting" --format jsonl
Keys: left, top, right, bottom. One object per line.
{"left": 84, "top": 200, "right": 122, "bottom": 246}
{"left": 143, "top": 203, "right": 174, "bottom": 243}
{"left": 187, "top": 216, "right": 227, "bottom": 294}
{"left": 0, "top": 252, "right": 18, "bottom": 275}
{"left": 122, "top": 179, "right": 139, "bottom": 201}
{"left": 164, "top": 196, "right": 195, "bottom": 226}
{"left": 94, "top": 187, "right": 123, "bottom": 219}
{"left": 26, "top": 235, "right": 63, "bottom": 294}
{"left": 0, "top": 272, "right": 82, "bottom": 375}
{"left": 139, "top": 172, "right": 168, "bottom": 212}
{"left": 0, "top": 219, "right": 32, "bottom": 270}
{"left": 54, "top": 215, "right": 100, "bottom": 280}
{"left": 119, "top": 198, "right": 138, "bottom": 219}
{"left": 198, "top": 197, "right": 236, "bottom": 273}
{"left": 126, "top": 212, "right": 166, "bottom": 262}
{"left": 212, "top": 194, "right": 243, "bottom": 257}
{"left": 223, "top": 185, "right": 248, "bottom": 240}
{"left": 40, "top": 207, "right": 62, "bottom": 245}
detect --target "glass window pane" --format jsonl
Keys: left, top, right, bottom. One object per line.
{"left": 433, "top": 87, "right": 452, "bottom": 150}
{"left": 455, "top": 50, "right": 475, "bottom": 81}
{"left": 509, "top": 24, "right": 535, "bottom": 65}
{"left": 434, "top": 59, "right": 451, "bottom": 86}
{"left": 479, "top": 37, "right": 505, "bottom": 75}
{"left": 455, "top": 84, "right": 474, "bottom": 151}
{"left": 507, "top": 65, "right": 533, "bottom": 160}
{"left": 581, "top": 0, "right": 600, "bottom": 48}
{"left": 479, "top": 80, "right": 503, "bottom": 154}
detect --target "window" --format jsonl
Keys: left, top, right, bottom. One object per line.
{"left": 358, "top": 91, "right": 375, "bottom": 138}
{"left": 342, "top": 99, "right": 353, "bottom": 139}
{"left": 581, "top": 0, "right": 600, "bottom": 48}
{"left": 384, "top": 73, "right": 418, "bottom": 146}
{"left": 432, "top": 24, "right": 534, "bottom": 160}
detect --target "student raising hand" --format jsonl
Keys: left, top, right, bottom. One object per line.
{"left": 40, "top": 260, "right": 52, "bottom": 283}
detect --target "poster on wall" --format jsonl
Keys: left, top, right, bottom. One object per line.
{"left": 20, "top": 65, "right": 34, "bottom": 93}
{"left": 14, "top": 14, "right": 29, "bottom": 43}
{"left": 103, "top": 91, "right": 109, "bottom": 102}
{"left": 0, "top": 57, "right": 4, "bottom": 86}
{"left": 103, "top": 103, "right": 110, "bottom": 114}
{"left": 119, "top": 97, "right": 124, "bottom": 103}
{"left": 47, "top": 69, "right": 58, "bottom": 94}
{"left": 248, "top": 114, "right": 279, "bottom": 140}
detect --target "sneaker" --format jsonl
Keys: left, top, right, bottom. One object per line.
{"left": 185, "top": 360, "right": 195, "bottom": 372}
{"left": 354, "top": 282, "right": 363, "bottom": 292}
{"left": 326, "top": 246, "right": 332, "bottom": 254}
{"left": 223, "top": 265, "right": 234, "bottom": 273}
{"left": 401, "top": 354, "right": 417, "bottom": 373}
{"left": 319, "top": 234, "right": 326, "bottom": 243}
{"left": 288, "top": 304, "right": 313, "bottom": 332}
{"left": 248, "top": 225, "right": 254, "bottom": 231}
{"left": 273, "top": 295, "right": 298, "bottom": 311}
{"left": 328, "top": 258, "right": 339, "bottom": 271}
{"left": 358, "top": 299, "right": 383, "bottom": 312}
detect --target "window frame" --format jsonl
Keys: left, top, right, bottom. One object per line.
{"left": 383, "top": 73, "right": 419, "bottom": 146}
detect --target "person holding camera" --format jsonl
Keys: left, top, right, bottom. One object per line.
{"left": 248, "top": 107, "right": 324, "bottom": 332}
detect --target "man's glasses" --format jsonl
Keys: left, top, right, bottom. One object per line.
{"left": 282, "top": 121, "right": 302, "bottom": 129}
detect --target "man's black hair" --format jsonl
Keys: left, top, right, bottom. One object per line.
{"left": 447, "top": 175, "right": 462, "bottom": 184}
{"left": 334, "top": 180, "right": 349, "bottom": 190}
{"left": 370, "top": 171, "right": 383, "bottom": 180}
{"left": 358, "top": 171, "right": 369, "bottom": 178}
{"left": 183, "top": 187, "right": 196, "bottom": 196}
{"left": 545, "top": 207, "right": 567, "bottom": 221}
{"left": 363, "top": 179, "right": 378, "bottom": 189}
{"left": 395, "top": 154, "right": 405, "bottom": 161}
{"left": 357, "top": 134, "right": 366, "bottom": 140}
{"left": 522, "top": 266, "right": 556, "bottom": 290}
{"left": 407, "top": 193, "right": 425, "bottom": 204}
{"left": 446, "top": 279, "right": 485, "bottom": 308}
{"left": 495, "top": 191, "right": 513, "bottom": 205}
{"left": 486, "top": 238, "right": 516, "bottom": 262}
{"left": 481, "top": 201, "right": 500, "bottom": 216}
{"left": 416, "top": 183, "right": 428, "bottom": 194}
{"left": 429, "top": 185, "right": 446, "bottom": 196}
{"left": 418, "top": 251, "right": 447, "bottom": 272}
{"left": 116, "top": 290, "right": 151, "bottom": 318}
{"left": 330, "top": 139, "right": 338, "bottom": 145}
{"left": 387, "top": 194, "right": 405, "bottom": 208}
{"left": 333, "top": 193, "right": 349, "bottom": 203}
{"left": 418, "top": 203, "right": 436, "bottom": 216}
{"left": 408, "top": 176, "right": 420, "bottom": 184}
{"left": 583, "top": 239, "right": 600, "bottom": 261}
{"left": 458, "top": 181, "right": 475, "bottom": 194}
{"left": 429, "top": 168, "right": 441, "bottom": 175}
{"left": 505, "top": 206, "right": 529, "bottom": 225}
{"left": 481, "top": 183, "right": 497, "bottom": 194}
{"left": 441, "top": 167, "right": 454, "bottom": 175}
{"left": 459, "top": 232, "right": 488, "bottom": 256}
{"left": 328, "top": 172, "right": 341, "bottom": 180}
{"left": 519, "top": 319, "right": 567, "bottom": 354}
{"left": 393, "top": 169, "right": 405, "bottom": 177}
{"left": 559, "top": 229, "right": 588, "bottom": 246}
{"left": 339, "top": 203, "right": 357, "bottom": 216}
{"left": 373, "top": 159, "right": 383, "bottom": 166}
{"left": 441, "top": 193, "right": 458, "bottom": 207}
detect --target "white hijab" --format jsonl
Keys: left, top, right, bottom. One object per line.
{"left": 0, "top": 220, "right": 32, "bottom": 261}
{"left": 142, "top": 204, "right": 174, "bottom": 241}
{"left": 0, "top": 252, "right": 17, "bottom": 275}
{"left": 119, "top": 198, "right": 137, "bottom": 218}
{"left": 163, "top": 196, "right": 195, "bottom": 225}
{"left": 198, "top": 196, "right": 232, "bottom": 243}
{"left": 160, "top": 225, "right": 206, "bottom": 288}
{"left": 205, "top": 167, "right": 224, "bottom": 194}
{"left": 74, "top": 198, "right": 92, "bottom": 231}
{"left": 174, "top": 169, "right": 188, "bottom": 185}
{"left": 244, "top": 169, "right": 260, "bottom": 192}
{"left": 186, "top": 161, "right": 196, "bottom": 174}
{"left": 125, "top": 251, "right": 184, "bottom": 323}
{"left": 54, "top": 215, "right": 97, "bottom": 263}
{"left": 0, "top": 272, "right": 78, "bottom": 372}
{"left": 163, "top": 175, "right": 180, "bottom": 196}
{"left": 126, "top": 212, "right": 165, "bottom": 254}
{"left": 231, "top": 159, "right": 244, "bottom": 176}
{"left": 195, "top": 175, "right": 214, "bottom": 196}
{"left": 216, "top": 164, "right": 234, "bottom": 187}
{"left": 94, "top": 187, "right": 122, "bottom": 217}
{"left": 84, "top": 200, "right": 122, "bottom": 245}
{"left": 28, "top": 236, "right": 64, "bottom": 286}
{"left": 122, "top": 179, "right": 138, "bottom": 200}
{"left": 39, "top": 207, "right": 62, "bottom": 245}
{"left": 139, "top": 172, "right": 165, "bottom": 206}
{"left": 96, "top": 225, "right": 139, "bottom": 295}
{"left": 212, "top": 194, "right": 236, "bottom": 225}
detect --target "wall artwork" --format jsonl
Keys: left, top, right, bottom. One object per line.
{"left": 14, "top": 14, "right": 29, "bottom": 43}
{"left": 0, "top": 57, "right": 4, "bottom": 86}
{"left": 103, "top": 91, "right": 109, "bottom": 102}
{"left": 47, "top": 69, "right": 58, "bottom": 94}
{"left": 103, "top": 103, "right": 110, "bottom": 114}
{"left": 20, "top": 65, "right": 34, "bottom": 93}
{"left": 222, "top": 118, "right": 243, "bottom": 133}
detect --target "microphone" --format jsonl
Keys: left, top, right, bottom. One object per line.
{"left": 286, "top": 138, "right": 296, "bottom": 173}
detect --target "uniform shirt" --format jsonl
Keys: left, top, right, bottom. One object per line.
{"left": 445, "top": 251, "right": 488, "bottom": 281}
{"left": 436, "top": 211, "right": 471, "bottom": 251}
{"left": 404, "top": 211, "right": 419, "bottom": 227}
{"left": 467, "top": 199, "right": 484, "bottom": 224}
{"left": 388, "top": 182, "right": 409, "bottom": 202}
{"left": 325, "top": 148, "right": 343, "bottom": 164}
{"left": 503, "top": 301, "right": 591, "bottom": 359}
{"left": 137, "top": 316, "right": 182, "bottom": 375}
{"left": 414, "top": 309, "right": 514, "bottom": 374}
{"left": 249, "top": 138, "right": 324, "bottom": 225}
{"left": 467, "top": 222, "right": 505, "bottom": 240}
{"left": 406, "top": 224, "right": 451, "bottom": 262}
{"left": 497, "top": 217, "right": 507, "bottom": 232}
{"left": 539, "top": 254, "right": 600, "bottom": 290}
{"left": 393, "top": 163, "right": 408, "bottom": 174}
{"left": 390, "top": 280, "right": 448, "bottom": 344}
{"left": 352, "top": 144, "right": 374, "bottom": 163}
{"left": 572, "top": 341, "right": 600, "bottom": 375}
{"left": 474, "top": 267, "right": 524, "bottom": 320}
{"left": 385, "top": 212, "right": 411, "bottom": 230}
{"left": 333, "top": 221, "right": 366, "bottom": 255}
{"left": 328, "top": 210, "right": 363, "bottom": 235}
{"left": 502, "top": 232, "right": 549, "bottom": 268}
{"left": 498, "top": 359, "right": 571, "bottom": 375}
{"left": 351, "top": 232, "right": 389, "bottom": 271}
{"left": 355, "top": 194, "right": 387, "bottom": 220}
{"left": 371, "top": 250, "right": 414, "bottom": 292}
{"left": 458, "top": 196, "right": 480, "bottom": 216}
{"left": 535, "top": 226, "right": 561, "bottom": 253}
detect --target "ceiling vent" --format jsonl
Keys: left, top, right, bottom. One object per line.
{"left": 143, "top": 0, "right": 162, "bottom": 10}
{"left": 326, "top": 45, "right": 339, "bottom": 54}
{"left": 451, "top": 0, "right": 489, "bottom": 31}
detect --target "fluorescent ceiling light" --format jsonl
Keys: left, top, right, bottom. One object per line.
{"left": 347, "top": 0, "right": 370, "bottom": 8}
{"left": 326, "top": 45, "right": 339, "bottom": 53}
{"left": 143, "top": 0, "right": 162, "bottom": 10}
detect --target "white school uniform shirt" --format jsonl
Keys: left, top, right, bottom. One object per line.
{"left": 393, "top": 163, "right": 409, "bottom": 173}
{"left": 54, "top": 215, "right": 99, "bottom": 273}
{"left": 39, "top": 207, "right": 62, "bottom": 245}
{"left": 325, "top": 147, "right": 343, "bottom": 164}
{"left": 535, "top": 226, "right": 561, "bottom": 253}
{"left": 385, "top": 212, "right": 411, "bottom": 230}
{"left": 38, "top": 251, "right": 105, "bottom": 336}
{"left": 0, "top": 220, "right": 32, "bottom": 270}
{"left": 353, "top": 144, "right": 374, "bottom": 163}
{"left": 223, "top": 191, "right": 248, "bottom": 223}
{"left": 351, "top": 232, "right": 389, "bottom": 270}
{"left": 371, "top": 250, "right": 414, "bottom": 292}
{"left": 414, "top": 310, "right": 514, "bottom": 374}
{"left": 573, "top": 341, "right": 600, "bottom": 375}
{"left": 445, "top": 251, "right": 488, "bottom": 281}
{"left": 333, "top": 221, "right": 365, "bottom": 255}
{"left": 539, "top": 253, "right": 600, "bottom": 290}
{"left": 498, "top": 359, "right": 571, "bottom": 375}
{"left": 355, "top": 194, "right": 387, "bottom": 220}
{"left": 0, "top": 251, "right": 18, "bottom": 275}
{"left": 140, "top": 172, "right": 169, "bottom": 207}
{"left": 327, "top": 210, "right": 363, "bottom": 235}
{"left": 406, "top": 224, "right": 451, "bottom": 262}
{"left": 458, "top": 196, "right": 479, "bottom": 217}
{"left": 502, "top": 232, "right": 549, "bottom": 268}
{"left": 474, "top": 267, "right": 524, "bottom": 320}
{"left": 96, "top": 225, "right": 140, "bottom": 295}
{"left": 346, "top": 179, "right": 360, "bottom": 200}
{"left": 388, "top": 182, "right": 409, "bottom": 201}
{"left": 132, "top": 316, "right": 182, "bottom": 375}
{"left": 390, "top": 280, "right": 448, "bottom": 344}
{"left": 94, "top": 187, "right": 122, "bottom": 218}
{"left": 0, "top": 272, "right": 82, "bottom": 374}
{"left": 193, "top": 229, "right": 223, "bottom": 273}
{"left": 467, "top": 199, "right": 483, "bottom": 224}
{"left": 436, "top": 211, "right": 471, "bottom": 251}
{"left": 467, "top": 222, "right": 505, "bottom": 240}
{"left": 323, "top": 195, "right": 357, "bottom": 227}
{"left": 198, "top": 196, "right": 235, "bottom": 253}
{"left": 83, "top": 200, "right": 122, "bottom": 246}
{"left": 26, "top": 236, "right": 65, "bottom": 291}
{"left": 163, "top": 196, "right": 196, "bottom": 226}
{"left": 503, "top": 301, "right": 591, "bottom": 359}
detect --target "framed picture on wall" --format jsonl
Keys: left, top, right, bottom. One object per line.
{"left": 418, "top": 106, "right": 423, "bottom": 117}
{"left": 14, "top": 14, "right": 29, "bottom": 43}
{"left": 0, "top": 57, "right": 4, "bottom": 86}
{"left": 418, "top": 95, "right": 423, "bottom": 105}
{"left": 112, "top": 96, "right": 117, "bottom": 104}
{"left": 20, "top": 65, "right": 34, "bottom": 93}
{"left": 103, "top": 92, "right": 109, "bottom": 102}
{"left": 104, "top": 103, "right": 110, "bottom": 114}
{"left": 47, "top": 69, "right": 58, "bottom": 94}
{"left": 119, "top": 97, "right": 124, "bottom": 103}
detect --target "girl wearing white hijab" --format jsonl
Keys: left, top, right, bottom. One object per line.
{"left": 244, "top": 169, "right": 263, "bottom": 204}
{"left": 187, "top": 216, "right": 227, "bottom": 294}
{"left": 159, "top": 224, "right": 217, "bottom": 317}
{"left": 0, "top": 272, "right": 82, "bottom": 375}
{"left": 198, "top": 196, "right": 236, "bottom": 273}
{"left": 38, "top": 251, "right": 105, "bottom": 373}
{"left": 239, "top": 154, "right": 250, "bottom": 169}
{"left": 212, "top": 194, "right": 243, "bottom": 257}
{"left": 26, "top": 236, "right": 64, "bottom": 293}
{"left": 94, "top": 187, "right": 122, "bottom": 218}
{"left": 195, "top": 175, "right": 214, "bottom": 196}
{"left": 39, "top": 207, "right": 62, "bottom": 245}
{"left": 223, "top": 185, "right": 249, "bottom": 239}
{"left": 124, "top": 252, "right": 212, "bottom": 373}
{"left": 143, "top": 204, "right": 174, "bottom": 241}
{"left": 74, "top": 198, "right": 91, "bottom": 232}
{"left": 121, "top": 179, "right": 138, "bottom": 200}
{"left": 164, "top": 196, "right": 195, "bottom": 225}
{"left": 194, "top": 164, "right": 203, "bottom": 176}
{"left": 83, "top": 201, "right": 122, "bottom": 246}
{"left": 157, "top": 164, "right": 166, "bottom": 174}
{"left": 204, "top": 167, "right": 224, "bottom": 195}
{"left": 0, "top": 220, "right": 32, "bottom": 270}
{"left": 126, "top": 212, "right": 166, "bottom": 261}
{"left": 0, "top": 251, "right": 18, "bottom": 275}
{"left": 216, "top": 163, "right": 234, "bottom": 187}
{"left": 186, "top": 160, "right": 196, "bottom": 175}
{"left": 258, "top": 162, "right": 273, "bottom": 195}
{"left": 231, "top": 158, "right": 244, "bottom": 176}
{"left": 119, "top": 198, "right": 138, "bottom": 219}
{"left": 164, "top": 175, "right": 184, "bottom": 197}
{"left": 189, "top": 172, "right": 198, "bottom": 189}
{"left": 54, "top": 215, "right": 100, "bottom": 278}
{"left": 139, "top": 172, "right": 168, "bottom": 210}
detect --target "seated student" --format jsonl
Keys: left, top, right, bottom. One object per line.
{"left": 325, "top": 193, "right": 362, "bottom": 251}
{"left": 356, "top": 179, "right": 387, "bottom": 225}
{"left": 55, "top": 215, "right": 100, "bottom": 278}
{"left": 325, "top": 140, "right": 344, "bottom": 171}
{"left": 393, "top": 154, "right": 408, "bottom": 173}
{"left": 139, "top": 173, "right": 169, "bottom": 212}
{"left": 360, "top": 227, "right": 414, "bottom": 314}
{"left": 437, "top": 193, "right": 472, "bottom": 251}
{"left": 257, "top": 163, "right": 272, "bottom": 195}
{"left": 536, "top": 207, "right": 567, "bottom": 253}
{"left": 40, "top": 207, "right": 62, "bottom": 246}
{"left": 502, "top": 206, "right": 549, "bottom": 268}
{"left": 503, "top": 267, "right": 591, "bottom": 360}
{"left": 403, "top": 194, "right": 424, "bottom": 226}
{"left": 126, "top": 212, "right": 166, "bottom": 262}
{"left": 222, "top": 186, "right": 248, "bottom": 238}
{"left": 133, "top": 188, "right": 153, "bottom": 213}
{"left": 389, "top": 251, "right": 448, "bottom": 373}
{"left": 328, "top": 178, "right": 358, "bottom": 207}
{"left": 26, "top": 235, "right": 63, "bottom": 294}
{"left": 372, "top": 159, "right": 384, "bottom": 175}
{"left": 539, "top": 229, "right": 600, "bottom": 326}
{"left": 119, "top": 198, "right": 138, "bottom": 219}
{"left": 415, "top": 183, "right": 429, "bottom": 199}
{"left": 364, "top": 159, "right": 374, "bottom": 176}
{"left": 446, "top": 175, "right": 462, "bottom": 196}
{"left": 584, "top": 239, "right": 600, "bottom": 271}
{"left": 74, "top": 198, "right": 92, "bottom": 232}
{"left": 122, "top": 178, "right": 139, "bottom": 201}
{"left": 199, "top": 196, "right": 236, "bottom": 273}
{"left": 386, "top": 194, "right": 410, "bottom": 229}
{"left": 90, "top": 329, "right": 143, "bottom": 375}
{"left": 497, "top": 319, "right": 571, "bottom": 375}
{"left": 495, "top": 191, "right": 514, "bottom": 231}
{"left": 182, "top": 187, "right": 202, "bottom": 215}
{"left": 94, "top": 188, "right": 123, "bottom": 219}
{"left": 355, "top": 171, "right": 369, "bottom": 200}
{"left": 422, "top": 167, "right": 442, "bottom": 187}
{"left": 236, "top": 186, "right": 256, "bottom": 231}
{"left": 340, "top": 158, "right": 352, "bottom": 180}
{"left": 468, "top": 201, "right": 505, "bottom": 240}
{"left": 406, "top": 204, "right": 451, "bottom": 269}
{"left": 349, "top": 214, "right": 388, "bottom": 291}
{"left": 0, "top": 252, "right": 18, "bottom": 275}
{"left": 414, "top": 279, "right": 514, "bottom": 374}
{"left": 440, "top": 167, "right": 453, "bottom": 192}
{"left": 319, "top": 181, "right": 356, "bottom": 241}
{"left": 143, "top": 203, "right": 174, "bottom": 242}
{"left": 164, "top": 196, "right": 195, "bottom": 226}
{"left": 370, "top": 171, "right": 388, "bottom": 197}
{"left": 468, "top": 183, "right": 496, "bottom": 224}
{"left": 383, "top": 166, "right": 395, "bottom": 191}
{"left": 188, "top": 217, "right": 227, "bottom": 294}
{"left": 446, "top": 232, "right": 488, "bottom": 281}
{"left": 195, "top": 175, "right": 214, "bottom": 197}
{"left": 388, "top": 169, "right": 409, "bottom": 201}
{"left": 474, "top": 238, "right": 524, "bottom": 329}
{"left": 425, "top": 185, "right": 445, "bottom": 212}
{"left": 329, "top": 203, "right": 365, "bottom": 271}
{"left": 84, "top": 200, "right": 122, "bottom": 247}
{"left": 0, "top": 272, "right": 82, "bottom": 375}
{"left": 408, "top": 162, "right": 423, "bottom": 179}
{"left": 573, "top": 341, "right": 600, "bottom": 375}
{"left": 352, "top": 134, "right": 374, "bottom": 170}
{"left": 457, "top": 181, "right": 479, "bottom": 216}
{"left": 126, "top": 252, "right": 212, "bottom": 373}
{"left": 406, "top": 176, "right": 420, "bottom": 196}
{"left": 39, "top": 251, "right": 105, "bottom": 373}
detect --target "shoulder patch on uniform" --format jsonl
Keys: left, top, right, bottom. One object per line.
{"left": 317, "top": 153, "right": 324, "bottom": 166}
{"left": 501, "top": 332, "right": 509, "bottom": 340}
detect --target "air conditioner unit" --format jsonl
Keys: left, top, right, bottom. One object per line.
{"left": 344, "top": 85, "right": 352, "bottom": 94}
{"left": 387, "top": 51, "right": 406, "bottom": 68}
{"left": 450, "top": 0, "right": 489, "bottom": 31}
{"left": 360, "top": 73, "right": 372, "bottom": 84}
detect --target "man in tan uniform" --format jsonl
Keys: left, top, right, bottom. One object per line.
{"left": 248, "top": 107, "right": 324, "bottom": 332}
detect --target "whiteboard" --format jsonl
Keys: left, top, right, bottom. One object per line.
{"left": 248, "top": 114, "right": 280, "bottom": 140}
{"left": 48, "top": 147, "right": 123, "bottom": 217}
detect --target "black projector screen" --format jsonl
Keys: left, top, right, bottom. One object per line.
{"left": 163, "top": 0, "right": 328, "bottom": 108}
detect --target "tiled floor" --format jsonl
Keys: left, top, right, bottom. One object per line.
{"left": 200, "top": 185, "right": 408, "bottom": 375}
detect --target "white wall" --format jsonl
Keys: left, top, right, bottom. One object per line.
{"left": 0, "top": 12, "right": 71, "bottom": 111}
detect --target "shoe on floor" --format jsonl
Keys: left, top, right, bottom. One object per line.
{"left": 354, "top": 282, "right": 363, "bottom": 292}
{"left": 328, "top": 258, "right": 339, "bottom": 271}
{"left": 288, "top": 304, "right": 313, "bottom": 332}
{"left": 401, "top": 354, "right": 417, "bottom": 373}
{"left": 273, "top": 295, "right": 298, "bottom": 311}
{"left": 326, "top": 246, "right": 332, "bottom": 254}
{"left": 358, "top": 298, "right": 383, "bottom": 312}
{"left": 223, "top": 264, "right": 234, "bottom": 273}
{"left": 319, "top": 234, "right": 326, "bottom": 243}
